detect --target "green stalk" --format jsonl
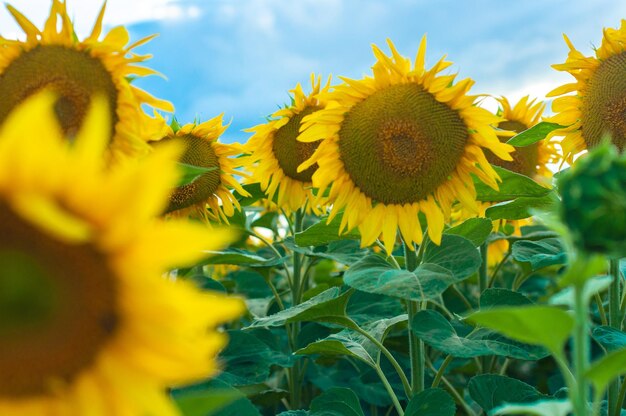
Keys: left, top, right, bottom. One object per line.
{"left": 609, "top": 259, "right": 622, "bottom": 416}
{"left": 479, "top": 243, "right": 489, "bottom": 373}
{"left": 404, "top": 239, "right": 424, "bottom": 395}
{"left": 288, "top": 209, "right": 306, "bottom": 409}
{"left": 573, "top": 282, "right": 591, "bottom": 416}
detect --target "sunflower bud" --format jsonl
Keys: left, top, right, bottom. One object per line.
{"left": 558, "top": 143, "right": 626, "bottom": 257}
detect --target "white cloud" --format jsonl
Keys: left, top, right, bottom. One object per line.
{"left": 0, "top": 0, "right": 201, "bottom": 39}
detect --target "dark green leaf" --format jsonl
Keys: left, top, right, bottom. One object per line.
{"left": 506, "top": 122, "right": 564, "bottom": 147}
{"left": 511, "top": 237, "right": 567, "bottom": 271}
{"left": 295, "top": 214, "right": 360, "bottom": 247}
{"left": 309, "top": 388, "right": 365, "bottom": 416}
{"left": 468, "top": 374, "right": 548, "bottom": 412}
{"left": 592, "top": 326, "right": 626, "bottom": 352}
{"left": 405, "top": 388, "right": 456, "bottom": 416}
{"left": 248, "top": 288, "right": 356, "bottom": 329}
{"left": 176, "top": 162, "right": 217, "bottom": 187}
{"left": 466, "top": 305, "right": 574, "bottom": 354}
{"left": 251, "top": 211, "right": 279, "bottom": 230}
{"left": 172, "top": 379, "right": 260, "bottom": 416}
{"left": 285, "top": 238, "right": 367, "bottom": 265}
{"left": 422, "top": 234, "right": 481, "bottom": 280}
{"left": 411, "top": 310, "right": 548, "bottom": 360}
{"left": 277, "top": 411, "right": 310, "bottom": 416}
{"left": 474, "top": 166, "right": 551, "bottom": 202}
{"left": 445, "top": 217, "right": 493, "bottom": 247}
{"left": 480, "top": 288, "right": 533, "bottom": 308}
{"left": 237, "top": 183, "right": 268, "bottom": 206}
{"left": 218, "top": 330, "right": 295, "bottom": 386}
{"left": 492, "top": 399, "right": 572, "bottom": 416}
{"left": 344, "top": 255, "right": 458, "bottom": 301}
{"left": 297, "top": 315, "right": 407, "bottom": 365}
{"left": 347, "top": 291, "right": 404, "bottom": 325}
{"left": 485, "top": 192, "right": 559, "bottom": 221}
{"left": 201, "top": 248, "right": 286, "bottom": 267}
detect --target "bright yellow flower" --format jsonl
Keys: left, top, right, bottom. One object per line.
{"left": 243, "top": 75, "right": 330, "bottom": 213}
{"left": 0, "top": 0, "right": 173, "bottom": 161}
{"left": 0, "top": 93, "right": 244, "bottom": 415}
{"left": 547, "top": 20, "right": 626, "bottom": 162}
{"left": 152, "top": 116, "right": 250, "bottom": 223}
{"left": 298, "top": 38, "right": 514, "bottom": 253}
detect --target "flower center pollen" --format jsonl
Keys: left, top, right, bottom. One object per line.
{"left": 338, "top": 83, "right": 468, "bottom": 204}
{"left": 0, "top": 45, "right": 118, "bottom": 139}
{"left": 0, "top": 204, "right": 118, "bottom": 398}
{"left": 272, "top": 106, "right": 322, "bottom": 182}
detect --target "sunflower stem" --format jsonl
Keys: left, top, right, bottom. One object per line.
{"left": 404, "top": 239, "right": 424, "bottom": 396}
{"left": 479, "top": 243, "right": 489, "bottom": 374}
{"left": 609, "top": 258, "right": 622, "bottom": 416}
{"left": 572, "top": 281, "right": 591, "bottom": 416}
{"left": 288, "top": 208, "right": 306, "bottom": 409}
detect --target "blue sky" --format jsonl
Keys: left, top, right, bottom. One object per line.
{"left": 5, "top": 0, "right": 626, "bottom": 142}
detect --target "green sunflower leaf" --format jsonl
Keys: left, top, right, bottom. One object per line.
{"left": 466, "top": 305, "right": 574, "bottom": 355}
{"left": 592, "top": 326, "right": 626, "bottom": 352}
{"left": 422, "top": 234, "right": 482, "bottom": 280}
{"left": 505, "top": 121, "right": 564, "bottom": 147}
{"left": 236, "top": 183, "right": 268, "bottom": 206}
{"left": 201, "top": 248, "right": 286, "bottom": 267}
{"left": 492, "top": 399, "right": 572, "bottom": 416}
{"left": 485, "top": 191, "right": 559, "bottom": 221}
{"left": 309, "top": 388, "right": 365, "bottom": 416}
{"left": 295, "top": 213, "right": 361, "bottom": 247}
{"left": 248, "top": 287, "right": 356, "bottom": 329}
{"left": 474, "top": 166, "right": 551, "bottom": 202}
{"left": 511, "top": 237, "right": 567, "bottom": 271}
{"left": 468, "top": 374, "right": 549, "bottom": 413}
{"left": 480, "top": 288, "right": 534, "bottom": 308}
{"left": 445, "top": 217, "right": 493, "bottom": 247}
{"left": 405, "top": 388, "right": 456, "bottom": 416}
{"left": 411, "top": 309, "right": 548, "bottom": 360}
{"left": 586, "top": 347, "right": 626, "bottom": 395}
{"left": 176, "top": 162, "right": 217, "bottom": 187}
{"left": 172, "top": 379, "right": 260, "bottom": 416}
{"left": 296, "top": 315, "right": 406, "bottom": 366}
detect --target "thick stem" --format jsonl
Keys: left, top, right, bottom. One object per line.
{"left": 573, "top": 283, "right": 591, "bottom": 416}
{"left": 404, "top": 239, "right": 424, "bottom": 396}
{"left": 609, "top": 259, "right": 622, "bottom": 416}
{"left": 479, "top": 243, "right": 489, "bottom": 374}
{"left": 288, "top": 209, "right": 306, "bottom": 409}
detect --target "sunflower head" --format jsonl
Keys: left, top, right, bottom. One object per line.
{"left": 0, "top": 92, "right": 243, "bottom": 415}
{"left": 243, "top": 74, "right": 331, "bottom": 213}
{"left": 0, "top": 0, "right": 173, "bottom": 161}
{"left": 297, "top": 37, "right": 514, "bottom": 253}
{"left": 152, "top": 115, "right": 250, "bottom": 222}
{"left": 548, "top": 20, "right": 626, "bottom": 162}
{"left": 484, "top": 96, "right": 559, "bottom": 182}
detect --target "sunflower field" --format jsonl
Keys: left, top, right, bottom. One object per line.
{"left": 3, "top": 1, "right": 626, "bottom": 416}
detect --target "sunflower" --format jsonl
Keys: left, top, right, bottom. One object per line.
{"left": 297, "top": 38, "right": 514, "bottom": 253}
{"left": 548, "top": 20, "right": 626, "bottom": 162}
{"left": 473, "top": 96, "right": 558, "bottom": 266}
{"left": 0, "top": 0, "right": 173, "bottom": 161}
{"left": 0, "top": 93, "right": 244, "bottom": 415}
{"left": 243, "top": 74, "right": 330, "bottom": 213}
{"left": 152, "top": 115, "right": 250, "bottom": 222}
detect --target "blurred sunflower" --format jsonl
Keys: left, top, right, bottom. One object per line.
{"left": 0, "top": 92, "right": 243, "bottom": 415}
{"left": 153, "top": 115, "right": 250, "bottom": 222}
{"left": 465, "top": 96, "right": 558, "bottom": 266}
{"left": 244, "top": 74, "right": 330, "bottom": 213}
{"left": 0, "top": 0, "right": 172, "bottom": 161}
{"left": 548, "top": 20, "right": 626, "bottom": 162}
{"left": 298, "top": 37, "right": 514, "bottom": 253}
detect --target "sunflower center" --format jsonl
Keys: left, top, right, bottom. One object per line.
{"left": 0, "top": 45, "right": 118, "bottom": 139}
{"left": 161, "top": 133, "right": 222, "bottom": 213}
{"left": 486, "top": 120, "right": 539, "bottom": 177}
{"left": 0, "top": 204, "right": 118, "bottom": 398}
{"left": 272, "top": 105, "right": 322, "bottom": 182}
{"left": 583, "top": 51, "right": 626, "bottom": 150}
{"left": 338, "top": 83, "right": 468, "bottom": 204}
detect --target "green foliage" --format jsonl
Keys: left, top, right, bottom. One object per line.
{"left": 309, "top": 388, "right": 365, "bottom": 416}
{"left": 474, "top": 166, "right": 552, "bottom": 202}
{"left": 404, "top": 388, "right": 456, "bottom": 416}
{"left": 176, "top": 162, "right": 218, "bottom": 187}
{"left": 468, "top": 375, "right": 549, "bottom": 412}
{"left": 295, "top": 214, "right": 361, "bottom": 246}
{"left": 445, "top": 217, "right": 493, "bottom": 246}
{"left": 486, "top": 192, "right": 559, "bottom": 221}
{"left": 511, "top": 237, "right": 567, "bottom": 270}
{"left": 506, "top": 122, "right": 563, "bottom": 147}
